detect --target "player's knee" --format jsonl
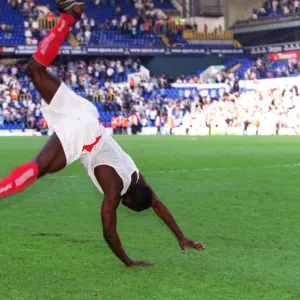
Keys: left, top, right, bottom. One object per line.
{"left": 27, "top": 57, "right": 45, "bottom": 79}
{"left": 33, "top": 157, "right": 48, "bottom": 178}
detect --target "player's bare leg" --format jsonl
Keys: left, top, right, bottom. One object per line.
{"left": 27, "top": 1, "right": 84, "bottom": 103}
{"left": 34, "top": 134, "right": 67, "bottom": 177}
{"left": 0, "top": 1, "right": 84, "bottom": 199}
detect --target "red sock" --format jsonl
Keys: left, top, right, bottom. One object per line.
{"left": 0, "top": 161, "right": 39, "bottom": 199}
{"left": 33, "top": 13, "right": 76, "bottom": 67}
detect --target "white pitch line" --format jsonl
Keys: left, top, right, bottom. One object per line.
{"left": 47, "top": 175, "right": 80, "bottom": 179}
{"left": 146, "top": 163, "right": 300, "bottom": 174}
{"left": 46, "top": 163, "right": 300, "bottom": 179}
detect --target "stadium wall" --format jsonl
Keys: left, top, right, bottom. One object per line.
{"left": 187, "top": 17, "right": 225, "bottom": 31}
{"left": 223, "top": 0, "right": 262, "bottom": 28}
{"left": 236, "top": 27, "right": 300, "bottom": 47}
{"left": 143, "top": 56, "right": 224, "bottom": 77}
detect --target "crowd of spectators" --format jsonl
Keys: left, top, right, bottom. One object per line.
{"left": 178, "top": 57, "right": 300, "bottom": 93}
{"left": 175, "top": 72, "right": 239, "bottom": 87}
{"left": 7, "top": 0, "right": 163, "bottom": 46}
{"left": 0, "top": 58, "right": 146, "bottom": 130}
{"left": 186, "top": 86, "right": 300, "bottom": 135}
{"left": 0, "top": 57, "right": 186, "bottom": 131}
{"left": 0, "top": 62, "right": 42, "bottom": 130}
{"left": 74, "top": 13, "right": 96, "bottom": 44}
{"left": 58, "top": 57, "right": 142, "bottom": 95}
{"left": 109, "top": 83, "right": 300, "bottom": 135}
{"left": 95, "top": 1, "right": 162, "bottom": 41}
{"left": 2, "top": 57, "right": 300, "bottom": 134}
{"left": 129, "top": 0, "right": 187, "bottom": 44}
{"left": 253, "top": 0, "right": 300, "bottom": 18}
{"left": 4, "top": 0, "right": 224, "bottom": 49}
{"left": 87, "top": 0, "right": 167, "bottom": 42}
{"left": 7, "top": 0, "right": 100, "bottom": 46}
{"left": 8, "top": 0, "right": 57, "bottom": 45}
{"left": 100, "top": 13, "right": 151, "bottom": 38}
{"left": 241, "top": 57, "right": 300, "bottom": 80}
{"left": 0, "top": 23, "right": 15, "bottom": 42}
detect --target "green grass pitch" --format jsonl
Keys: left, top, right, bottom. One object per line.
{"left": 0, "top": 136, "right": 300, "bottom": 300}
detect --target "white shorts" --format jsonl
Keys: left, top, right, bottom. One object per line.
{"left": 42, "top": 83, "right": 138, "bottom": 195}
{"left": 41, "top": 83, "right": 102, "bottom": 165}
{"left": 81, "top": 131, "right": 139, "bottom": 196}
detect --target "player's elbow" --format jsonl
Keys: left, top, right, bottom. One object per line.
{"left": 103, "top": 232, "right": 115, "bottom": 244}
{"left": 103, "top": 233, "right": 110, "bottom": 241}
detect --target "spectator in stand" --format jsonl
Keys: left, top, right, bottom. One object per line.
{"left": 90, "top": 18, "right": 96, "bottom": 31}
{"left": 252, "top": 0, "right": 300, "bottom": 18}
{"left": 94, "top": 0, "right": 101, "bottom": 8}
{"left": 115, "top": 5, "right": 121, "bottom": 16}
{"left": 3, "top": 54, "right": 300, "bottom": 134}
{"left": 85, "top": 27, "right": 92, "bottom": 43}
{"left": 0, "top": 58, "right": 141, "bottom": 130}
{"left": 9, "top": 0, "right": 48, "bottom": 45}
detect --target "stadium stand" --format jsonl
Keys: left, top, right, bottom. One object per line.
{"left": 224, "top": 57, "right": 300, "bottom": 80}
{"left": 0, "top": 58, "right": 141, "bottom": 130}
{"left": 3, "top": 0, "right": 300, "bottom": 135}
{"left": 2, "top": 53, "right": 300, "bottom": 135}
{"left": 83, "top": 0, "right": 163, "bottom": 47}
{"left": 0, "top": 1, "right": 25, "bottom": 45}
{"left": 4, "top": 0, "right": 163, "bottom": 47}
{"left": 252, "top": 0, "right": 300, "bottom": 18}
{"left": 153, "top": 0, "right": 176, "bottom": 10}
{"left": 3, "top": 0, "right": 240, "bottom": 48}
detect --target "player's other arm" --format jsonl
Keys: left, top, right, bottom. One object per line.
{"left": 151, "top": 192, "right": 205, "bottom": 252}
{"left": 101, "top": 194, "right": 152, "bottom": 267}
{"left": 101, "top": 195, "right": 130, "bottom": 265}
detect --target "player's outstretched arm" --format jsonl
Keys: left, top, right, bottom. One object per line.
{"left": 101, "top": 195, "right": 152, "bottom": 267}
{"left": 96, "top": 166, "right": 152, "bottom": 267}
{"left": 151, "top": 193, "right": 205, "bottom": 252}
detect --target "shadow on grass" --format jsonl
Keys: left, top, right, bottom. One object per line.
{"left": 31, "top": 232, "right": 63, "bottom": 237}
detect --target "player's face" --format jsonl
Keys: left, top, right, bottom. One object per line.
{"left": 121, "top": 196, "right": 135, "bottom": 211}
{"left": 122, "top": 195, "right": 145, "bottom": 212}
{"left": 121, "top": 183, "right": 152, "bottom": 212}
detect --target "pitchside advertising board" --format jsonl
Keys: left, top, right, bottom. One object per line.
{"left": 269, "top": 51, "right": 300, "bottom": 60}
{"left": 0, "top": 46, "right": 15, "bottom": 54}
{"left": 172, "top": 77, "right": 300, "bottom": 96}
{"left": 246, "top": 42, "right": 300, "bottom": 59}
{"left": 0, "top": 45, "right": 244, "bottom": 56}
{"left": 1, "top": 126, "right": 295, "bottom": 137}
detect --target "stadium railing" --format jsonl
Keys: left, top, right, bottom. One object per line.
{"left": 93, "top": 94, "right": 116, "bottom": 102}
{"left": 183, "top": 30, "right": 234, "bottom": 40}
{"left": 38, "top": 17, "right": 59, "bottom": 30}
{"left": 19, "top": 93, "right": 33, "bottom": 101}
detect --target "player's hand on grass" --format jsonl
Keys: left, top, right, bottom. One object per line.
{"left": 126, "top": 260, "right": 153, "bottom": 267}
{"left": 179, "top": 237, "right": 205, "bottom": 252}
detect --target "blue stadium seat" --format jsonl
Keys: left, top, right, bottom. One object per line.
{"left": 0, "top": 1, "right": 25, "bottom": 45}
{"left": 153, "top": 0, "right": 176, "bottom": 9}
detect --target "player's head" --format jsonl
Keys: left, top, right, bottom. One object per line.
{"left": 122, "top": 183, "right": 152, "bottom": 212}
